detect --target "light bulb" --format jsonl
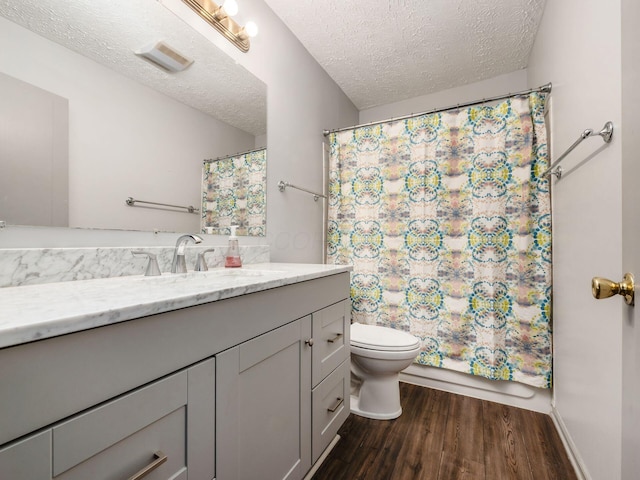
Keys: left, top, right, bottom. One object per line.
{"left": 222, "top": 0, "right": 238, "bottom": 17}
{"left": 244, "top": 21, "right": 258, "bottom": 38}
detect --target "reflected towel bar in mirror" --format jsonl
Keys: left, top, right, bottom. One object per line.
{"left": 125, "top": 197, "right": 200, "bottom": 214}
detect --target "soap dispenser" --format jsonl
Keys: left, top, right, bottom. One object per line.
{"left": 224, "top": 225, "right": 242, "bottom": 268}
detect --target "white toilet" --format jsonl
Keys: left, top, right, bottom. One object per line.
{"left": 350, "top": 323, "right": 421, "bottom": 420}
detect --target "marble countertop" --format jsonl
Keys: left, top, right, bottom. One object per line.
{"left": 0, "top": 263, "right": 351, "bottom": 349}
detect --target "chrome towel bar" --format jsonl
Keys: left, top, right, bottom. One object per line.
{"left": 541, "top": 121, "right": 613, "bottom": 180}
{"left": 278, "top": 181, "right": 326, "bottom": 201}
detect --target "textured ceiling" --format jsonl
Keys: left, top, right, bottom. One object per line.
{"left": 1, "top": 0, "right": 546, "bottom": 128}
{"left": 265, "top": 0, "right": 546, "bottom": 110}
{"left": 0, "top": 0, "right": 267, "bottom": 136}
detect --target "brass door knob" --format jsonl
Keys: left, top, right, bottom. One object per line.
{"left": 592, "top": 273, "right": 635, "bottom": 306}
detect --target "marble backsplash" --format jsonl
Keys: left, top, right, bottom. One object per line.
{"left": 0, "top": 245, "right": 270, "bottom": 288}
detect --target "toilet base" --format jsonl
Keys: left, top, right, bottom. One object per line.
{"left": 349, "top": 323, "right": 421, "bottom": 421}
{"left": 350, "top": 394, "right": 402, "bottom": 420}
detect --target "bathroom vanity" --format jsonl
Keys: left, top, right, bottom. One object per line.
{"left": 0, "top": 263, "right": 351, "bottom": 480}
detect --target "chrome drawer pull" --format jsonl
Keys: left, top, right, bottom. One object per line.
{"left": 327, "top": 397, "right": 344, "bottom": 413}
{"left": 128, "top": 451, "right": 168, "bottom": 480}
{"left": 327, "top": 333, "right": 343, "bottom": 343}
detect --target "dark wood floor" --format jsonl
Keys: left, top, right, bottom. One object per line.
{"left": 312, "top": 383, "right": 577, "bottom": 480}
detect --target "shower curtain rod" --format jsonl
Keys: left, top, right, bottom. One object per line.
{"left": 203, "top": 146, "right": 266, "bottom": 163}
{"left": 322, "top": 82, "right": 552, "bottom": 136}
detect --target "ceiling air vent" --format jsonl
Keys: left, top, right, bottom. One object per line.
{"left": 135, "top": 41, "right": 193, "bottom": 73}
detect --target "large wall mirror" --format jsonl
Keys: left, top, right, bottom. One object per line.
{"left": 0, "top": 0, "right": 267, "bottom": 236}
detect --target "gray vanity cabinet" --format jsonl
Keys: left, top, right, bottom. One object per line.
{"left": 216, "top": 317, "right": 313, "bottom": 480}
{"left": 0, "top": 271, "right": 351, "bottom": 480}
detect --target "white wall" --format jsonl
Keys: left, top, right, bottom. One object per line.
{"left": 0, "top": 16, "right": 256, "bottom": 234}
{"left": 161, "top": 0, "right": 358, "bottom": 262}
{"left": 527, "top": 2, "right": 623, "bottom": 479}
{"left": 0, "top": 1, "right": 358, "bottom": 259}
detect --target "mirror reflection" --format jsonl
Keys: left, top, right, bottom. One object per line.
{"left": 0, "top": 0, "right": 267, "bottom": 236}
{"left": 202, "top": 148, "right": 267, "bottom": 237}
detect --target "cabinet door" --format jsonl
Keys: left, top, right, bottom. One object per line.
{"left": 311, "top": 300, "right": 350, "bottom": 387}
{"left": 187, "top": 357, "right": 216, "bottom": 480}
{"left": 217, "top": 317, "right": 312, "bottom": 480}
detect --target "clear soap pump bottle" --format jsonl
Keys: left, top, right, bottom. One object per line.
{"left": 224, "top": 225, "right": 242, "bottom": 268}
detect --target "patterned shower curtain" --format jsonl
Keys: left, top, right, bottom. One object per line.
{"left": 202, "top": 148, "right": 267, "bottom": 236}
{"left": 327, "top": 93, "right": 551, "bottom": 388}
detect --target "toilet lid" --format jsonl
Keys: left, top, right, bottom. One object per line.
{"left": 350, "top": 323, "right": 420, "bottom": 351}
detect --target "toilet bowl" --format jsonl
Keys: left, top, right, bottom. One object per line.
{"left": 350, "top": 323, "right": 421, "bottom": 420}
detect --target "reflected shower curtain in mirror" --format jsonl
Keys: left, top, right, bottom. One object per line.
{"left": 327, "top": 93, "right": 551, "bottom": 388}
{"left": 202, "top": 148, "right": 267, "bottom": 236}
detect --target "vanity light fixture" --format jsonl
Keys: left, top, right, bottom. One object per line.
{"left": 182, "top": 0, "right": 258, "bottom": 52}
{"left": 217, "top": 0, "right": 238, "bottom": 17}
{"left": 135, "top": 41, "right": 194, "bottom": 72}
{"left": 238, "top": 21, "right": 259, "bottom": 41}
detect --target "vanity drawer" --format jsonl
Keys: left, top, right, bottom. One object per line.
{"left": 311, "top": 300, "right": 350, "bottom": 387}
{"left": 311, "top": 359, "right": 350, "bottom": 463}
{"left": 53, "top": 371, "right": 188, "bottom": 480}
{"left": 0, "top": 430, "right": 51, "bottom": 480}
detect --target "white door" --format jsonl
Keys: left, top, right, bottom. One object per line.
{"left": 621, "top": 1, "right": 639, "bottom": 476}
{"left": 0, "top": 72, "right": 68, "bottom": 227}
{"left": 620, "top": 144, "right": 640, "bottom": 478}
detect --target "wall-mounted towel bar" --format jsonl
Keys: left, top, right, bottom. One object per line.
{"left": 125, "top": 197, "right": 200, "bottom": 214}
{"left": 278, "top": 181, "right": 326, "bottom": 201}
{"left": 541, "top": 121, "right": 614, "bottom": 180}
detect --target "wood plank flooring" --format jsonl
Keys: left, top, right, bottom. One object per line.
{"left": 312, "top": 383, "right": 577, "bottom": 480}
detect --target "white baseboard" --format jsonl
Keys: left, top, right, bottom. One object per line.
{"left": 550, "top": 407, "right": 590, "bottom": 480}
{"left": 399, "top": 364, "right": 552, "bottom": 413}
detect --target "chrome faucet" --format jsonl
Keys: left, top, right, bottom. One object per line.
{"left": 171, "top": 234, "right": 203, "bottom": 273}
